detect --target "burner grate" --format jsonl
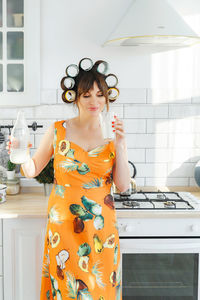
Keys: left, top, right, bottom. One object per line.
{"left": 114, "top": 190, "right": 194, "bottom": 210}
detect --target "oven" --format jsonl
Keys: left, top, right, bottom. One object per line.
{"left": 114, "top": 191, "right": 200, "bottom": 300}
{"left": 120, "top": 237, "right": 200, "bottom": 300}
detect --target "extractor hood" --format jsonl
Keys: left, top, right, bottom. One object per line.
{"left": 103, "top": 0, "right": 200, "bottom": 49}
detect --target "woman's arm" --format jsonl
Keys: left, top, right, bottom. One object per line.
{"left": 20, "top": 122, "right": 54, "bottom": 178}
{"left": 112, "top": 117, "right": 131, "bottom": 193}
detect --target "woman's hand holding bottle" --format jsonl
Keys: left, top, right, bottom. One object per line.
{"left": 6, "top": 135, "right": 32, "bottom": 155}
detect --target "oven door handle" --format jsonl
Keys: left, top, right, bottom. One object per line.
{"left": 120, "top": 238, "right": 200, "bottom": 253}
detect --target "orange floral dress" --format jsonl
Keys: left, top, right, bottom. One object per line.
{"left": 40, "top": 120, "right": 122, "bottom": 300}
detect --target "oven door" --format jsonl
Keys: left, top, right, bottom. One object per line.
{"left": 120, "top": 238, "right": 200, "bottom": 300}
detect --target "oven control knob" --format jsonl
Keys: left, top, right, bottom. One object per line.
{"left": 191, "top": 225, "right": 200, "bottom": 232}
{"left": 125, "top": 225, "right": 134, "bottom": 232}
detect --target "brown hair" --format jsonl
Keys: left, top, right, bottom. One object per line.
{"left": 72, "top": 69, "right": 110, "bottom": 112}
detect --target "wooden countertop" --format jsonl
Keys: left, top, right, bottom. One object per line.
{"left": 0, "top": 186, "right": 200, "bottom": 219}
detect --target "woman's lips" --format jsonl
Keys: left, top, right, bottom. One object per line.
{"left": 88, "top": 107, "right": 98, "bottom": 111}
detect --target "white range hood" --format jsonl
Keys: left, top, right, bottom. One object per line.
{"left": 103, "top": 0, "right": 200, "bottom": 50}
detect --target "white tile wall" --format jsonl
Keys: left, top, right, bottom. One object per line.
{"left": 0, "top": 88, "right": 200, "bottom": 187}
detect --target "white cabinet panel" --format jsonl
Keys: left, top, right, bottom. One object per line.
{"left": 0, "top": 0, "right": 40, "bottom": 106}
{"left": 0, "top": 247, "right": 2, "bottom": 276}
{"left": 3, "top": 218, "right": 47, "bottom": 300}
{"left": 0, "top": 277, "right": 3, "bottom": 300}
{"left": 0, "top": 219, "right": 2, "bottom": 246}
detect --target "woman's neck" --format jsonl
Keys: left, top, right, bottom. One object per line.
{"left": 75, "top": 114, "right": 101, "bottom": 131}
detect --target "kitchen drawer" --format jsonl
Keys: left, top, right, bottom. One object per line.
{"left": 0, "top": 276, "right": 3, "bottom": 300}
{"left": 0, "top": 220, "right": 2, "bottom": 246}
{"left": 0, "top": 247, "right": 2, "bottom": 276}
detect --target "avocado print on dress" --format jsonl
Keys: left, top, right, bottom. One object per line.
{"left": 65, "top": 271, "right": 93, "bottom": 299}
{"left": 58, "top": 139, "right": 75, "bottom": 159}
{"left": 77, "top": 242, "right": 91, "bottom": 273}
{"left": 110, "top": 263, "right": 122, "bottom": 300}
{"left": 93, "top": 233, "right": 115, "bottom": 253}
{"left": 48, "top": 229, "right": 60, "bottom": 248}
{"left": 69, "top": 196, "right": 104, "bottom": 233}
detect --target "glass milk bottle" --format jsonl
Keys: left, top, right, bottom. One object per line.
{"left": 10, "top": 110, "right": 30, "bottom": 164}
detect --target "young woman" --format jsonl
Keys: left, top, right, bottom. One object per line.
{"left": 7, "top": 58, "right": 130, "bottom": 300}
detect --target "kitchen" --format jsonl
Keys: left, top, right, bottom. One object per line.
{"left": 1, "top": 0, "right": 200, "bottom": 299}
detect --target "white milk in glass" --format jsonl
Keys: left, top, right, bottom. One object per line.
{"left": 10, "top": 110, "right": 30, "bottom": 164}
{"left": 99, "top": 111, "right": 116, "bottom": 140}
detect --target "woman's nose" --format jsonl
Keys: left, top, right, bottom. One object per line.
{"left": 89, "top": 97, "right": 99, "bottom": 104}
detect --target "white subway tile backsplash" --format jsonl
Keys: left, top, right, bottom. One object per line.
{"left": 26, "top": 119, "right": 57, "bottom": 134}
{"left": 147, "top": 118, "right": 200, "bottom": 134}
{"left": 168, "top": 133, "right": 200, "bottom": 148}
{"left": 127, "top": 149, "right": 145, "bottom": 163}
{"left": 167, "top": 162, "right": 195, "bottom": 177}
{"left": 135, "top": 177, "right": 145, "bottom": 186}
{"left": 145, "top": 177, "right": 168, "bottom": 186}
{"left": 118, "top": 88, "right": 146, "bottom": 103}
{"left": 135, "top": 163, "right": 167, "bottom": 177}
{"left": 1, "top": 88, "right": 199, "bottom": 187}
{"left": 146, "top": 148, "right": 195, "bottom": 163}
{"left": 124, "top": 104, "right": 168, "bottom": 119}
{"left": 146, "top": 177, "right": 189, "bottom": 186}
{"left": 166, "top": 177, "right": 189, "bottom": 186}
{"left": 127, "top": 134, "right": 168, "bottom": 148}
{"left": 124, "top": 119, "right": 146, "bottom": 133}
{"left": 147, "top": 88, "right": 192, "bottom": 104}
{"left": 189, "top": 177, "right": 198, "bottom": 187}
{"left": 169, "top": 104, "right": 200, "bottom": 118}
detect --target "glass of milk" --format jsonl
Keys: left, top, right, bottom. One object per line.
{"left": 10, "top": 110, "right": 30, "bottom": 164}
{"left": 99, "top": 111, "right": 117, "bottom": 140}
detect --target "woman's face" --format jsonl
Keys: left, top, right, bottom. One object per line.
{"left": 77, "top": 81, "right": 106, "bottom": 117}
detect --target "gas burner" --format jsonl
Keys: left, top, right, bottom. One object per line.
{"left": 123, "top": 200, "right": 140, "bottom": 208}
{"left": 164, "top": 201, "right": 175, "bottom": 208}
{"left": 114, "top": 191, "right": 196, "bottom": 210}
{"left": 157, "top": 194, "right": 166, "bottom": 200}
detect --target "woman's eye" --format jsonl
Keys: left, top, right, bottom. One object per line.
{"left": 98, "top": 94, "right": 103, "bottom": 97}
{"left": 83, "top": 95, "right": 90, "bottom": 98}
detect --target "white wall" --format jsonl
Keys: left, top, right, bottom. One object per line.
{"left": 1, "top": 0, "right": 200, "bottom": 187}
{"left": 41, "top": 0, "right": 200, "bottom": 89}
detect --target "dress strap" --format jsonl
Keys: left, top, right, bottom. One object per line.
{"left": 53, "top": 120, "right": 66, "bottom": 156}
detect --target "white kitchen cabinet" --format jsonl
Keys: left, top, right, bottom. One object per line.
{"left": 0, "top": 277, "right": 3, "bottom": 300}
{"left": 0, "top": 219, "right": 2, "bottom": 300}
{"left": 0, "top": 219, "right": 2, "bottom": 246}
{"left": 3, "top": 218, "right": 47, "bottom": 300}
{"left": 0, "top": 0, "right": 40, "bottom": 107}
{"left": 0, "top": 246, "right": 2, "bottom": 276}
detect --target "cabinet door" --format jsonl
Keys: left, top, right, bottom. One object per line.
{"left": 0, "top": 277, "right": 3, "bottom": 300}
{"left": 3, "top": 218, "right": 47, "bottom": 300}
{"left": 0, "top": 0, "right": 40, "bottom": 106}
